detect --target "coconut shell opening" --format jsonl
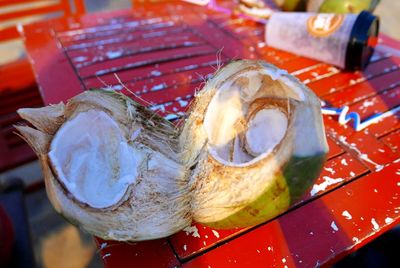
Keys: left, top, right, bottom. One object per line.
{"left": 49, "top": 109, "right": 140, "bottom": 208}
{"left": 203, "top": 66, "right": 297, "bottom": 166}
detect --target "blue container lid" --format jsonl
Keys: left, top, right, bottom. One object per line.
{"left": 345, "top": 11, "right": 380, "bottom": 71}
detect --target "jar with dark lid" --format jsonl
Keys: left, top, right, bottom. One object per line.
{"left": 266, "top": 11, "right": 380, "bottom": 70}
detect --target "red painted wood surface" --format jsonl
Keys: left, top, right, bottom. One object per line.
{"left": 20, "top": 1, "right": 400, "bottom": 267}
{"left": 0, "top": 0, "right": 87, "bottom": 171}
{"left": 0, "top": 0, "right": 85, "bottom": 41}
{"left": 0, "top": 84, "right": 43, "bottom": 171}
{"left": 95, "top": 238, "right": 180, "bottom": 268}
{"left": 381, "top": 129, "right": 400, "bottom": 152}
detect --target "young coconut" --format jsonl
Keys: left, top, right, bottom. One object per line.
{"left": 181, "top": 60, "right": 328, "bottom": 228}
{"left": 17, "top": 91, "right": 191, "bottom": 241}
{"left": 16, "top": 60, "right": 328, "bottom": 241}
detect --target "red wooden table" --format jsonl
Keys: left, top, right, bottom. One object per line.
{"left": 21, "top": 1, "right": 400, "bottom": 267}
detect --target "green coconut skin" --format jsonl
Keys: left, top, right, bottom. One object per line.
{"left": 319, "top": 0, "right": 379, "bottom": 13}
{"left": 280, "top": 0, "right": 306, "bottom": 11}
{"left": 202, "top": 172, "right": 290, "bottom": 229}
{"left": 283, "top": 154, "right": 326, "bottom": 202}
{"left": 201, "top": 154, "right": 326, "bottom": 229}
{"left": 276, "top": 0, "right": 379, "bottom": 12}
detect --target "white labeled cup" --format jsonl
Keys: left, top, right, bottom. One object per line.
{"left": 266, "top": 11, "right": 379, "bottom": 70}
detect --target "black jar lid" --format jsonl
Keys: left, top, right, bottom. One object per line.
{"left": 345, "top": 11, "right": 379, "bottom": 71}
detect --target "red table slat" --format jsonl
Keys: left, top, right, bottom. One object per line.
{"left": 78, "top": 44, "right": 216, "bottom": 78}
{"left": 22, "top": 22, "right": 84, "bottom": 104}
{"left": 324, "top": 119, "right": 399, "bottom": 169}
{"left": 307, "top": 55, "right": 400, "bottom": 96}
{"left": 380, "top": 129, "right": 400, "bottom": 152}
{"left": 350, "top": 86, "right": 400, "bottom": 117}
{"left": 366, "top": 111, "right": 400, "bottom": 138}
{"left": 300, "top": 153, "right": 368, "bottom": 200}
{"left": 95, "top": 238, "right": 180, "bottom": 268}
{"left": 283, "top": 57, "right": 321, "bottom": 74}
{"left": 117, "top": 65, "right": 215, "bottom": 95}
{"left": 60, "top": 20, "right": 179, "bottom": 47}
{"left": 323, "top": 68, "right": 400, "bottom": 106}
{"left": 326, "top": 137, "right": 345, "bottom": 159}
{"left": 83, "top": 54, "right": 223, "bottom": 88}
{"left": 129, "top": 82, "right": 200, "bottom": 108}
{"left": 68, "top": 32, "right": 205, "bottom": 69}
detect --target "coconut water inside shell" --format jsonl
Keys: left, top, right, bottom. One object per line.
{"left": 16, "top": 60, "right": 328, "bottom": 241}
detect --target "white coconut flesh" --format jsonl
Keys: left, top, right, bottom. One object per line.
{"left": 245, "top": 109, "right": 287, "bottom": 156}
{"left": 203, "top": 71, "right": 292, "bottom": 166}
{"left": 49, "top": 109, "right": 140, "bottom": 208}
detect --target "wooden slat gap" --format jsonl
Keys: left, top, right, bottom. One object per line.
{"left": 59, "top": 20, "right": 178, "bottom": 44}
{"left": 57, "top": 16, "right": 168, "bottom": 38}
{"left": 321, "top": 65, "right": 400, "bottom": 99}
{"left": 64, "top": 26, "right": 189, "bottom": 51}
{"left": 378, "top": 124, "right": 400, "bottom": 139}
{"left": 74, "top": 41, "right": 207, "bottom": 69}
{"left": 81, "top": 50, "right": 216, "bottom": 79}
{"left": 352, "top": 87, "right": 400, "bottom": 112}
{"left": 109, "top": 58, "right": 230, "bottom": 86}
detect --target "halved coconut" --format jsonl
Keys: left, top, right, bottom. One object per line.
{"left": 17, "top": 91, "right": 191, "bottom": 241}
{"left": 181, "top": 60, "right": 328, "bottom": 228}
{"left": 17, "top": 60, "right": 328, "bottom": 240}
